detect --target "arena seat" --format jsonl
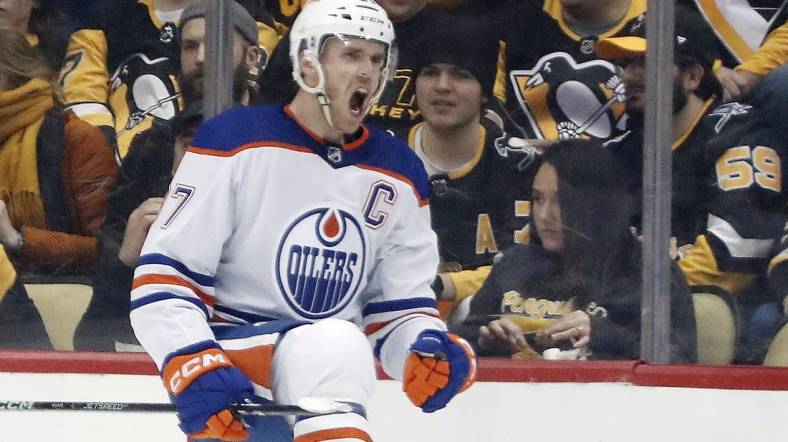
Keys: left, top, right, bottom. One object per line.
{"left": 692, "top": 291, "right": 738, "bottom": 365}
{"left": 21, "top": 275, "right": 93, "bottom": 351}
{"left": 763, "top": 322, "right": 788, "bottom": 366}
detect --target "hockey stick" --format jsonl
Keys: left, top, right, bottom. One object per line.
{"left": 0, "top": 397, "right": 353, "bottom": 417}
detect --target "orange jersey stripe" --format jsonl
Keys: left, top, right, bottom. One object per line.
{"left": 132, "top": 274, "right": 215, "bottom": 307}
{"left": 188, "top": 141, "right": 313, "bottom": 158}
{"left": 295, "top": 427, "right": 373, "bottom": 442}
{"left": 224, "top": 346, "right": 275, "bottom": 389}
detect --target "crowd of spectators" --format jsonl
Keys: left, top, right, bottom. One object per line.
{"left": 0, "top": 0, "right": 786, "bottom": 365}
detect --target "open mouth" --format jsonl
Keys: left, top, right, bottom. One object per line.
{"left": 349, "top": 88, "right": 369, "bottom": 116}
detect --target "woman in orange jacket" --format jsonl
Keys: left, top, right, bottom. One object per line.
{"left": 0, "top": 22, "right": 117, "bottom": 276}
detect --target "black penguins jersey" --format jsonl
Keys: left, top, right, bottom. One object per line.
{"left": 59, "top": 0, "right": 282, "bottom": 158}
{"left": 606, "top": 98, "right": 724, "bottom": 248}
{"left": 607, "top": 100, "right": 788, "bottom": 295}
{"left": 495, "top": 0, "right": 646, "bottom": 141}
{"left": 408, "top": 119, "right": 538, "bottom": 270}
{"left": 58, "top": 0, "right": 181, "bottom": 158}
{"left": 679, "top": 102, "right": 788, "bottom": 295}
{"left": 767, "top": 218, "right": 788, "bottom": 299}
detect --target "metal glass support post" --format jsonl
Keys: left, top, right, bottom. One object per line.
{"left": 640, "top": 0, "right": 675, "bottom": 363}
{"left": 204, "top": 0, "right": 235, "bottom": 119}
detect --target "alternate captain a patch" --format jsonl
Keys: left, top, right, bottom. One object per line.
{"left": 276, "top": 207, "right": 367, "bottom": 319}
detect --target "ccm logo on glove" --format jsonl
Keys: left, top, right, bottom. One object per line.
{"left": 164, "top": 348, "right": 234, "bottom": 394}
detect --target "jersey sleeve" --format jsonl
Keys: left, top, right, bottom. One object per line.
{"left": 361, "top": 190, "right": 446, "bottom": 381}
{"left": 737, "top": 23, "right": 788, "bottom": 75}
{"left": 447, "top": 266, "right": 492, "bottom": 302}
{"left": 58, "top": 28, "right": 114, "bottom": 129}
{"left": 129, "top": 122, "right": 238, "bottom": 368}
{"left": 768, "top": 220, "right": 788, "bottom": 300}
{"left": 679, "top": 116, "right": 787, "bottom": 295}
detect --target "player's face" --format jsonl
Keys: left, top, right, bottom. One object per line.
{"left": 318, "top": 37, "right": 387, "bottom": 133}
{"left": 179, "top": 17, "right": 249, "bottom": 100}
{"left": 376, "top": 0, "right": 427, "bottom": 22}
{"left": 532, "top": 162, "right": 563, "bottom": 253}
{"left": 416, "top": 63, "right": 482, "bottom": 131}
{"left": 620, "top": 56, "right": 646, "bottom": 114}
{"left": 0, "top": 0, "right": 36, "bottom": 30}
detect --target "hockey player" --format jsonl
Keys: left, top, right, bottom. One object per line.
{"left": 256, "top": 0, "right": 458, "bottom": 140}
{"left": 130, "top": 0, "right": 477, "bottom": 440}
{"left": 408, "top": 17, "right": 538, "bottom": 308}
{"left": 58, "top": 0, "right": 282, "bottom": 159}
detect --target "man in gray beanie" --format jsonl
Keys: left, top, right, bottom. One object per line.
{"left": 178, "top": 0, "right": 266, "bottom": 105}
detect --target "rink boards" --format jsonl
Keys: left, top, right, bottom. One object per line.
{"left": 0, "top": 352, "right": 786, "bottom": 441}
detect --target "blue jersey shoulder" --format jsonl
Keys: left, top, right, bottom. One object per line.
{"left": 362, "top": 127, "right": 430, "bottom": 202}
{"left": 191, "top": 105, "right": 310, "bottom": 152}
{"left": 191, "top": 106, "right": 430, "bottom": 201}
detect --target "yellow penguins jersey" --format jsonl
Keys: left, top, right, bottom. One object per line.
{"left": 678, "top": 102, "right": 788, "bottom": 296}
{"left": 685, "top": 0, "right": 787, "bottom": 66}
{"left": 260, "top": 0, "right": 307, "bottom": 27}
{"left": 408, "top": 119, "right": 538, "bottom": 271}
{"left": 495, "top": 0, "right": 646, "bottom": 141}
{"left": 58, "top": 0, "right": 282, "bottom": 158}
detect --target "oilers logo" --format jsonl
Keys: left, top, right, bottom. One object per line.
{"left": 276, "top": 208, "right": 367, "bottom": 319}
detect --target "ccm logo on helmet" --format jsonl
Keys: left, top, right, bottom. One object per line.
{"left": 166, "top": 351, "right": 232, "bottom": 394}
{"left": 360, "top": 16, "right": 385, "bottom": 24}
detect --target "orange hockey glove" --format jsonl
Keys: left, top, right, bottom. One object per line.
{"left": 162, "top": 342, "right": 253, "bottom": 441}
{"left": 403, "top": 330, "right": 476, "bottom": 413}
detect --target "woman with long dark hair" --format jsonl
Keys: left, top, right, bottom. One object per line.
{"left": 460, "top": 139, "right": 697, "bottom": 362}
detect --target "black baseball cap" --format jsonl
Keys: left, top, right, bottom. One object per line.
{"left": 596, "top": 6, "right": 719, "bottom": 69}
{"left": 596, "top": 6, "right": 722, "bottom": 99}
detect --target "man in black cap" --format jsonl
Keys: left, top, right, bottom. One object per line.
{"left": 409, "top": 18, "right": 540, "bottom": 311}
{"left": 597, "top": 7, "right": 725, "bottom": 249}
{"left": 599, "top": 7, "right": 788, "bottom": 363}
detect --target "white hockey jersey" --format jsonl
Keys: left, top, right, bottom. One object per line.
{"left": 130, "top": 105, "right": 445, "bottom": 379}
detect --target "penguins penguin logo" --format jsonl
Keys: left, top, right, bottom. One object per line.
{"left": 109, "top": 53, "right": 180, "bottom": 134}
{"left": 509, "top": 52, "right": 627, "bottom": 141}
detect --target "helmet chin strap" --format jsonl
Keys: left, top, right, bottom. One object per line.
{"left": 315, "top": 91, "right": 341, "bottom": 136}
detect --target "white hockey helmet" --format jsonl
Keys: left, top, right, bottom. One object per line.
{"left": 289, "top": 0, "right": 396, "bottom": 122}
